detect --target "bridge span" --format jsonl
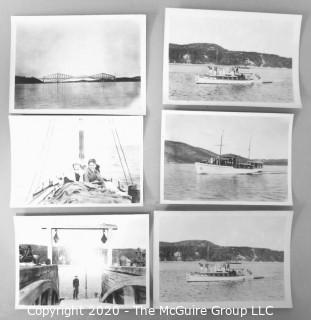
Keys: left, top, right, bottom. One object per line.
{"left": 40, "top": 72, "right": 116, "bottom": 83}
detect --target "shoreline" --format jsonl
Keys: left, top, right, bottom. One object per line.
{"left": 169, "top": 63, "right": 292, "bottom": 70}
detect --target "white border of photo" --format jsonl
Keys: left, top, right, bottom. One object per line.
{"left": 10, "top": 15, "right": 146, "bottom": 115}
{"left": 160, "top": 110, "right": 293, "bottom": 206}
{"left": 153, "top": 211, "right": 293, "bottom": 309}
{"left": 14, "top": 214, "right": 150, "bottom": 309}
{"left": 163, "top": 8, "right": 302, "bottom": 108}
{"left": 9, "top": 115, "right": 144, "bottom": 208}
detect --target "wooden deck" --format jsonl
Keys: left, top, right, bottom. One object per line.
{"left": 20, "top": 264, "right": 59, "bottom": 290}
{"left": 19, "top": 264, "right": 146, "bottom": 306}
{"left": 107, "top": 266, "right": 146, "bottom": 276}
{"left": 19, "top": 264, "right": 59, "bottom": 305}
{"left": 101, "top": 268, "right": 146, "bottom": 304}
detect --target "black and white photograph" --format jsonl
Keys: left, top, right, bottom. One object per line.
{"left": 163, "top": 8, "right": 301, "bottom": 108}
{"left": 10, "top": 15, "right": 146, "bottom": 114}
{"left": 15, "top": 214, "right": 149, "bottom": 308}
{"left": 10, "top": 115, "right": 143, "bottom": 207}
{"left": 160, "top": 110, "right": 293, "bottom": 205}
{"left": 153, "top": 211, "right": 292, "bottom": 308}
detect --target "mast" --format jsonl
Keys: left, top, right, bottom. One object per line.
{"left": 78, "top": 119, "right": 84, "bottom": 162}
{"left": 219, "top": 131, "right": 224, "bottom": 165}
{"left": 248, "top": 137, "right": 252, "bottom": 160}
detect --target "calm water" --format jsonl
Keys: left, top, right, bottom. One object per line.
{"left": 160, "top": 261, "right": 284, "bottom": 303}
{"left": 169, "top": 64, "right": 293, "bottom": 103}
{"left": 15, "top": 82, "right": 141, "bottom": 110}
{"left": 164, "top": 163, "right": 288, "bottom": 202}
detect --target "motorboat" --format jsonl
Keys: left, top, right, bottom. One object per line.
{"left": 195, "top": 66, "right": 262, "bottom": 85}
{"left": 186, "top": 262, "right": 264, "bottom": 282}
{"left": 195, "top": 161, "right": 263, "bottom": 175}
{"left": 195, "top": 133, "right": 263, "bottom": 175}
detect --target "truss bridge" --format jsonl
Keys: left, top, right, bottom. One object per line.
{"left": 40, "top": 72, "right": 116, "bottom": 83}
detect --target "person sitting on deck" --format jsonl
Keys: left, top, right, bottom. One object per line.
{"left": 83, "top": 158, "right": 128, "bottom": 196}
{"left": 63, "top": 163, "right": 85, "bottom": 184}
{"left": 72, "top": 163, "right": 84, "bottom": 182}
{"left": 84, "top": 159, "right": 105, "bottom": 185}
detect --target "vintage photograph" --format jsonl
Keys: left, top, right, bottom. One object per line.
{"left": 15, "top": 214, "right": 149, "bottom": 308}
{"left": 160, "top": 110, "right": 293, "bottom": 205}
{"left": 153, "top": 211, "right": 293, "bottom": 308}
{"left": 10, "top": 15, "right": 146, "bottom": 114}
{"left": 10, "top": 116, "right": 143, "bottom": 207}
{"left": 163, "top": 8, "right": 302, "bottom": 107}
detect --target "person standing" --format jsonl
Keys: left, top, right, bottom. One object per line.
{"left": 73, "top": 276, "right": 79, "bottom": 300}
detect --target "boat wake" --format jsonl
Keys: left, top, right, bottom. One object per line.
{"left": 261, "top": 171, "right": 286, "bottom": 175}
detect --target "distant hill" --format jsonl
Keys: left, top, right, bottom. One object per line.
{"left": 165, "top": 140, "right": 287, "bottom": 165}
{"left": 160, "top": 240, "right": 284, "bottom": 262}
{"left": 262, "top": 159, "right": 288, "bottom": 165}
{"left": 169, "top": 43, "right": 292, "bottom": 68}
{"left": 114, "top": 76, "right": 141, "bottom": 82}
{"left": 15, "top": 75, "right": 141, "bottom": 84}
{"left": 165, "top": 140, "right": 218, "bottom": 163}
{"left": 15, "top": 76, "right": 43, "bottom": 84}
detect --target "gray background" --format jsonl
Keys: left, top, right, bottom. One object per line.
{"left": 0, "top": 0, "right": 310, "bottom": 319}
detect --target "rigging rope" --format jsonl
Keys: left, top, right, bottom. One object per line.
{"left": 111, "top": 127, "right": 129, "bottom": 186}
{"left": 27, "top": 120, "right": 54, "bottom": 203}
{"left": 113, "top": 127, "right": 134, "bottom": 185}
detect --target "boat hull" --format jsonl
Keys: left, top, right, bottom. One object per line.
{"left": 186, "top": 272, "right": 253, "bottom": 282}
{"left": 195, "top": 162, "right": 262, "bottom": 175}
{"left": 195, "top": 76, "right": 256, "bottom": 85}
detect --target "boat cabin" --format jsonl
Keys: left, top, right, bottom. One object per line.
{"left": 203, "top": 155, "right": 263, "bottom": 169}
{"left": 197, "top": 261, "right": 247, "bottom": 277}
{"left": 204, "top": 66, "right": 253, "bottom": 80}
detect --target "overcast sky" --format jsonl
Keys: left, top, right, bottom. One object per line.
{"left": 159, "top": 212, "right": 289, "bottom": 251}
{"left": 14, "top": 15, "right": 144, "bottom": 77}
{"left": 164, "top": 112, "right": 291, "bottom": 159}
{"left": 167, "top": 9, "right": 300, "bottom": 58}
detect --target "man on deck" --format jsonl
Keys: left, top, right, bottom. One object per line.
{"left": 73, "top": 276, "right": 79, "bottom": 300}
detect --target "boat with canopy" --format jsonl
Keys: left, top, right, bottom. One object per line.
{"left": 195, "top": 66, "right": 263, "bottom": 85}
{"left": 186, "top": 262, "right": 264, "bottom": 282}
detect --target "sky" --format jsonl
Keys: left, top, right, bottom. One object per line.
{"left": 15, "top": 16, "right": 144, "bottom": 77}
{"left": 168, "top": 9, "right": 300, "bottom": 58}
{"left": 15, "top": 215, "right": 148, "bottom": 250}
{"left": 159, "top": 212, "right": 289, "bottom": 251}
{"left": 164, "top": 112, "right": 291, "bottom": 159}
{"left": 10, "top": 116, "right": 142, "bottom": 204}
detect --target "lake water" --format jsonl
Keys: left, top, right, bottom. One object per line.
{"left": 169, "top": 64, "right": 293, "bottom": 103}
{"left": 160, "top": 261, "right": 284, "bottom": 303}
{"left": 164, "top": 163, "right": 288, "bottom": 202}
{"left": 15, "top": 82, "right": 141, "bottom": 111}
